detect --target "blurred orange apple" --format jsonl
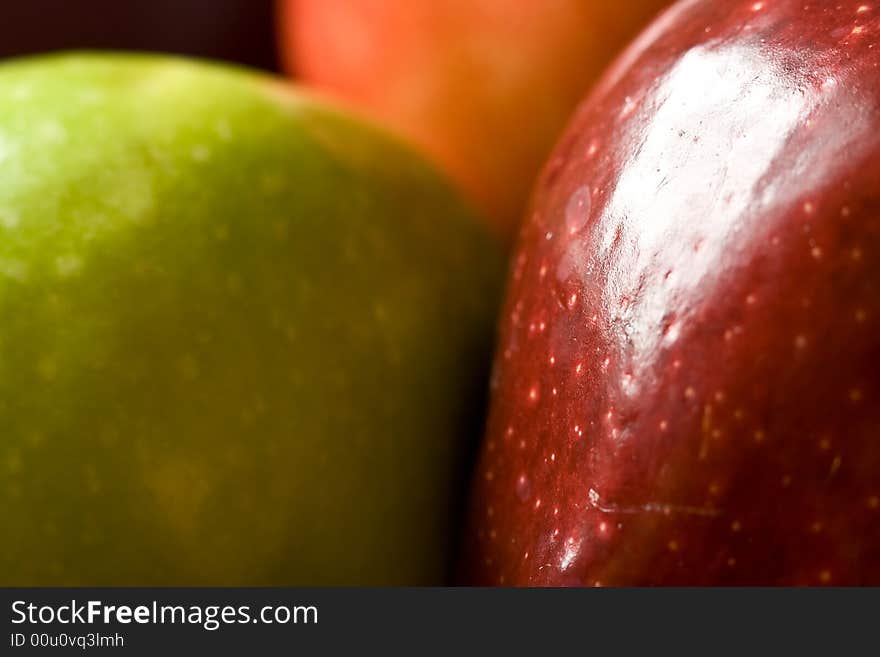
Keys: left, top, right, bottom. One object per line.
{"left": 279, "top": 0, "right": 670, "bottom": 240}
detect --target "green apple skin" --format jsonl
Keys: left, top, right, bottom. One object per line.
{"left": 0, "top": 53, "right": 503, "bottom": 585}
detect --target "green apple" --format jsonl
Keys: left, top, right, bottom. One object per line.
{"left": 0, "top": 53, "right": 503, "bottom": 585}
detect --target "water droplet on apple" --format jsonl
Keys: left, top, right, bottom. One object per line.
{"left": 565, "top": 186, "right": 592, "bottom": 236}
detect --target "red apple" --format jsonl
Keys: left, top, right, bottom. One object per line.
{"left": 279, "top": 0, "right": 670, "bottom": 240}
{"left": 459, "top": 0, "right": 880, "bottom": 585}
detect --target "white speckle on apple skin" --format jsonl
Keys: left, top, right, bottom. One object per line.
{"left": 38, "top": 121, "right": 67, "bottom": 144}
{"left": 191, "top": 145, "right": 211, "bottom": 162}
{"left": 0, "top": 210, "right": 20, "bottom": 229}
{"left": 0, "top": 258, "right": 27, "bottom": 281}
{"left": 55, "top": 255, "right": 82, "bottom": 278}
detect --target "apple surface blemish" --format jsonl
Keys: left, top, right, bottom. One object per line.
{"left": 0, "top": 210, "right": 19, "bottom": 229}
{"left": 37, "top": 121, "right": 67, "bottom": 144}
{"left": 214, "top": 119, "right": 233, "bottom": 142}
{"left": 190, "top": 145, "right": 211, "bottom": 162}
{"left": 54, "top": 254, "right": 82, "bottom": 277}
{"left": 0, "top": 258, "right": 28, "bottom": 281}
{"left": 527, "top": 385, "right": 539, "bottom": 403}
{"left": 515, "top": 474, "right": 530, "bottom": 502}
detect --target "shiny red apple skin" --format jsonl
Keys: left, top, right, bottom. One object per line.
{"left": 460, "top": 0, "right": 880, "bottom": 586}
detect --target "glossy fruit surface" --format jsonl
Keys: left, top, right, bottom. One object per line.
{"left": 280, "top": 0, "right": 670, "bottom": 239}
{"left": 460, "top": 0, "right": 880, "bottom": 586}
{"left": 0, "top": 53, "right": 502, "bottom": 585}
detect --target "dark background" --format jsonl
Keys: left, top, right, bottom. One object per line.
{"left": 0, "top": 0, "right": 279, "bottom": 72}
